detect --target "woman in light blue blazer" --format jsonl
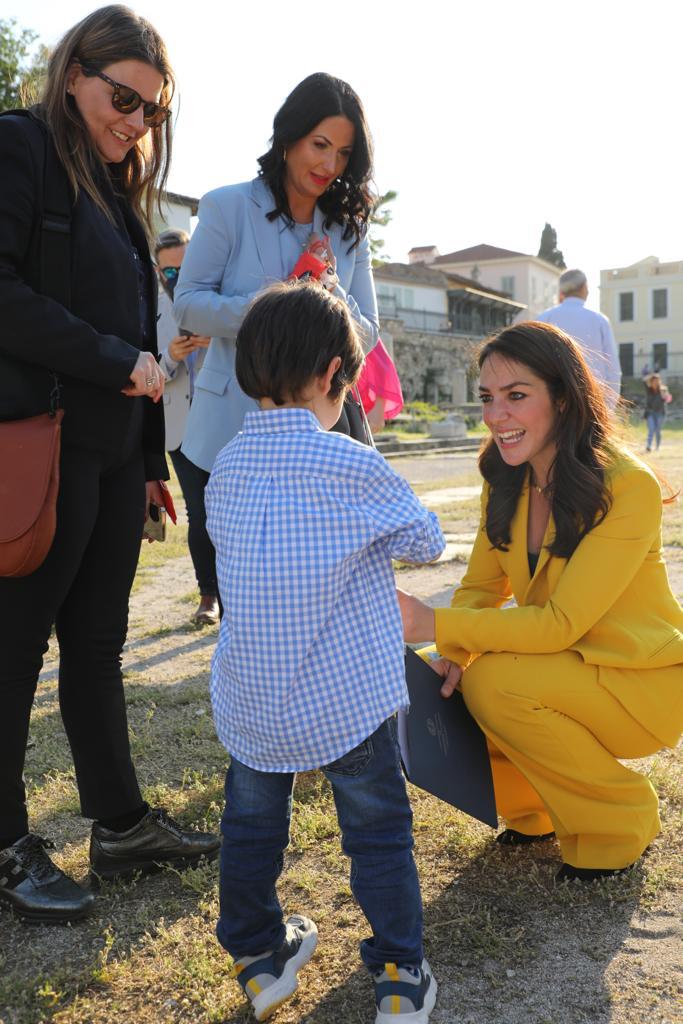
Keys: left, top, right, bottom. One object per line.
{"left": 174, "top": 73, "right": 380, "bottom": 472}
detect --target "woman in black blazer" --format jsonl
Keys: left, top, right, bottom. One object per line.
{"left": 0, "top": 5, "right": 218, "bottom": 924}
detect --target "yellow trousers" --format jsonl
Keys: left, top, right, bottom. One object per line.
{"left": 461, "top": 651, "right": 680, "bottom": 869}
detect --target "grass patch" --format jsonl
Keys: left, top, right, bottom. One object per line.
{"left": 4, "top": 438, "right": 682, "bottom": 1024}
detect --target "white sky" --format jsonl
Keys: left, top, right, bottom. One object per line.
{"left": 7, "top": 0, "right": 681, "bottom": 300}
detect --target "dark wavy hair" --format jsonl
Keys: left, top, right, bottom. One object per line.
{"left": 478, "top": 321, "right": 617, "bottom": 558}
{"left": 257, "top": 73, "right": 374, "bottom": 249}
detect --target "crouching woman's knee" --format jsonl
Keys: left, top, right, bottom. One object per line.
{"left": 461, "top": 652, "right": 520, "bottom": 732}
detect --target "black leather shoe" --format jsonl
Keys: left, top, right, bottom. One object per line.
{"left": 0, "top": 834, "right": 94, "bottom": 923}
{"left": 496, "top": 828, "right": 556, "bottom": 846}
{"left": 556, "top": 862, "right": 630, "bottom": 883}
{"left": 90, "top": 807, "right": 220, "bottom": 882}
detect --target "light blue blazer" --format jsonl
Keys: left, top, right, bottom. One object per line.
{"left": 174, "top": 177, "right": 380, "bottom": 471}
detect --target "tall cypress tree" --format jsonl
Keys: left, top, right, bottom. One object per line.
{"left": 537, "top": 223, "right": 566, "bottom": 269}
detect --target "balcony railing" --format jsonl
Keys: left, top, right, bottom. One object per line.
{"left": 377, "top": 298, "right": 451, "bottom": 333}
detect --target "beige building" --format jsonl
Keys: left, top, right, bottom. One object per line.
{"left": 600, "top": 256, "right": 683, "bottom": 378}
{"left": 408, "top": 243, "right": 561, "bottom": 320}
{"left": 373, "top": 261, "right": 524, "bottom": 405}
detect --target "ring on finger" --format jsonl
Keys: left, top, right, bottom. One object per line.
{"left": 145, "top": 377, "right": 155, "bottom": 388}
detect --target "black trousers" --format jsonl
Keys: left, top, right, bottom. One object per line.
{"left": 0, "top": 436, "right": 147, "bottom": 838}
{"left": 168, "top": 446, "right": 217, "bottom": 597}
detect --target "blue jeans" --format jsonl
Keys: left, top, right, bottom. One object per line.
{"left": 646, "top": 412, "right": 664, "bottom": 451}
{"left": 217, "top": 717, "right": 423, "bottom": 970}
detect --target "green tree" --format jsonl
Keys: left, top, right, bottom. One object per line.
{"left": 369, "top": 189, "right": 397, "bottom": 265}
{"left": 0, "top": 19, "right": 47, "bottom": 111}
{"left": 537, "top": 222, "right": 566, "bottom": 269}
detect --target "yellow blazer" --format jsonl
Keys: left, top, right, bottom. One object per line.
{"left": 434, "top": 449, "right": 683, "bottom": 742}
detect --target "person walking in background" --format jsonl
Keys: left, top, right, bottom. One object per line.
{"left": 207, "top": 283, "right": 443, "bottom": 1023}
{"left": 155, "top": 229, "right": 218, "bottom": 625}
{"left": 0, "top": 5, "right": 218, "bottom": 925}
{"left": 173, "top": 72, "right": 379, "bottom": 474}
{"left": 643, "top": 372, "right": 670, "bottom": 451}
{"left": 536, "top": 268, "right": 621, "bottom": 408}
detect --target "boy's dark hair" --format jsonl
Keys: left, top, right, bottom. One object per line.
{"left": 236, "top": 282, "right": 364, "bottom": 406}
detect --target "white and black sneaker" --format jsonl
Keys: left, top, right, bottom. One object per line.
{"left": 372, "top": 958, "right": 437, "bottom": 1023}
{"left": 232, "top": 914, "right": 318, "bottom": 1021}
{"left": 0, "top": 834, "right": 94, "bottom": 923}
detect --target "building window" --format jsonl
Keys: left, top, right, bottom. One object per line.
{"left": 619, "top": 292, "right": 634, "bottom": 321}
{"left": 652, "top": 342, "right": 668, "bottom": 371}
{"left": 402, "top": 288, "right": 414, "bottom": 309}
{"left": 619, "top": 343, "right": 634, "bottom": 377}
{"left": 531, "top": 277, "right": 537, "bottom": 301}
{"left": 501, "top": 276, "right": 515, "bottom": 297}
{"left": 652, "top": 289, "right": 668, "bottom": 319}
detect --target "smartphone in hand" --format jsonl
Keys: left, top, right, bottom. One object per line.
{"left": 143, "top": 503, "right": 166, "bottom": 542}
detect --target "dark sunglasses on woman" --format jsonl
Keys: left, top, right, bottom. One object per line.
{"left": 80, "top": 65, "right": 171, "bottom": 127}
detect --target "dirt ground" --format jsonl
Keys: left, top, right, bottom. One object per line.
{"left": 0, "top": 440, "right": 681, "bottom": 1024}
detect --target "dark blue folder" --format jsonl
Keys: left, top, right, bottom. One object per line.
{"left": 398, "top": 647, "right": 498, "bottom": 827}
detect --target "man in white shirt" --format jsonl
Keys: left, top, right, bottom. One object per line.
{"left": 536, "top": 268, "right": 621, "bottom": 407}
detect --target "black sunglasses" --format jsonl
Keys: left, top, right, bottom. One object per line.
{"left": 81, "top": 66, "right": 171, "bottom": 127}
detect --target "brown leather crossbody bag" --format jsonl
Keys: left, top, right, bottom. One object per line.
{"left": 0, "top": 407, "right": 64, "bottom": 576}
{"left": 0, "top": 111, "right": 70, "bottom": 577}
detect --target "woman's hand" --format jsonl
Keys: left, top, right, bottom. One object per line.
{"left": 366, "top": 398, "right": 386, "bottom": 435}
{"left": 145, "top": 480, "right": 166, "bottom": 518}
{"left": 306, "top": 233, "right": 338, "bottom": 291}
{"left": 397, "top": 588, "right": 436, "bottom": 643}
{"left": 167, "top": 333, "right": 211, "bottom": 361}
{"left": 430, "top": 657, "right": 463, "bottom": 698}
{"left": 122, "top": 351, "right": 164, "bottom": 402}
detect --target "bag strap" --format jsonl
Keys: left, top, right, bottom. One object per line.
{"left": 1, "top": 109, "right": 72, "bottom": 413}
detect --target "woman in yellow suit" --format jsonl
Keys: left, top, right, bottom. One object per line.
{"left": 399, "top": 322, "right": 683, "bottom": 881}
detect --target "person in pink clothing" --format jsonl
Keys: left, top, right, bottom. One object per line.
{"left": 357, "top": 338, "right": 403, "bottom": 433}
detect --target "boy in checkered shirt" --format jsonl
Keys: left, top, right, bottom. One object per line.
{"left": 206, "top": 283, "right": 443, "bottom": 1022}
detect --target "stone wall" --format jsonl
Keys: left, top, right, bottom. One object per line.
{"left": 380, "top": 317, "right": 477, "bottom": 407}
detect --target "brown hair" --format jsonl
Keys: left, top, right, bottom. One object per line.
{"left": 236, "top": 282, "right": 364, "bottom": 405}
{"left": 478, "top": 321, "right": 617, "bottom": 558}
{"left": 39, "top": 4, "right": 174, "bottom": 233}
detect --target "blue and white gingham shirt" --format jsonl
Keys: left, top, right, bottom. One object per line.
{"left": 205, "top": 408, "right": 445, "bottom": 772}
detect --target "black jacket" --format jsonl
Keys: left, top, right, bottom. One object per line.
{"left": 0, "top": 111, "right": 167, "bottom": 479}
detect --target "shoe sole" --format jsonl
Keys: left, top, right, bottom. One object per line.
{"left": 251, "top": 926, "right": 319, "bottom": 1021}
{"left": 375, "top": 959, "right": 437, "bottom": 1024}
{"left": 0, "top": 892, "right": 94, "bottom": 925}
{"left": 90, "top": 846, "right": 220, "bottom": 885}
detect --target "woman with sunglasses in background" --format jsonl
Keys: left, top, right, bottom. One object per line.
{"left": 173, "top": 72, "right": 380, "bottom": 474}
{"left": 0, "top": 4, "right": 218, "bottom": 924}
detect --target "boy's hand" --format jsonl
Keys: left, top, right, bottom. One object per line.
{"left": 396, "top": 588, "right": 435, "bottom": 643}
